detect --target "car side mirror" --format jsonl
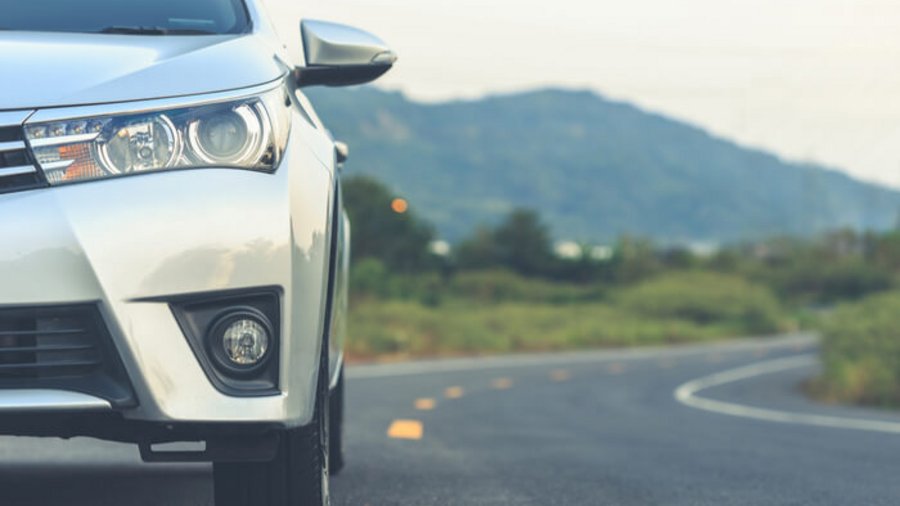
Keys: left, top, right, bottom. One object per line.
{"left": 295, "top": 20, "right": 398, "bottom": 88}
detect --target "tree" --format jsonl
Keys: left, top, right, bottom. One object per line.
{"left": 454, "top": 227, "right": 498, "bottom": 271}
{"left": 494, "top": 209, "right": 555, "bottom": 276}
{"left": 457, "top": 208, "right": 555, "bottom": 277}
{"left": 342, "top": 175, "right": 436, "bottom": 272}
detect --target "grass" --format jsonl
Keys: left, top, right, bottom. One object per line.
{"left": 346, "top": 270, "right": 792, "bottom": 361}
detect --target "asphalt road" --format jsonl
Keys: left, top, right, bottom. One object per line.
{"left": 1, "top": 334, "right": 899, "bottom": 505}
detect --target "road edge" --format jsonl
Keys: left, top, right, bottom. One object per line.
{"left": 674, "top": 354, "right": 900, "bottom": 434}
{"left": 348, "top": 333, "right": 816, "bottom": 379}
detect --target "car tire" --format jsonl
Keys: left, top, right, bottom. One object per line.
{"left": 213, "top": 343, "right": 331, "bottom": 506}
{"left": 328, "top": 364, "right": 345, "bottom": 476}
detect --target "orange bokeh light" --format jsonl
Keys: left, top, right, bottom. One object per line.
{"left": 391, "top": 198, "right": 409, "bottom": 214}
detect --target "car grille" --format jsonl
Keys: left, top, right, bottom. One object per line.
{"left": 0, "top": 305, "right": 136, "bottom": 407}
{"left": 0, "top": 123, "right": 45, "bottom": 195}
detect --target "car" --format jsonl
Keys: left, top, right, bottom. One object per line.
{"left": 0, "top": 2, "right": 396, "bottom": 505}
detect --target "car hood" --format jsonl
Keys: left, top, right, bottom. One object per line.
{"left": 0, "top": 32, "right": 287, "bottom": 110}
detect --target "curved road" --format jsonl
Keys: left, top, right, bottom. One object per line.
{"left": 2, "top": 334, "right": 899, "bottom": 505}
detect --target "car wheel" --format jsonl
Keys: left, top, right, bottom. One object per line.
{"left": 214, "top": 343, "right": 331, "bottom": 506}
{"left": 328, "top": 364, "right": 345, "bottom": 476}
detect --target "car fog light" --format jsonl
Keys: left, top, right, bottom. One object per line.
{"left": 223, "top": 318, "right": 269, "bottom": 366}
{"left": 208, "top": 310, "right": 273, "bottom": 374}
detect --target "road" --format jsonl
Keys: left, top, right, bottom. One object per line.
{"left": 1, "top": 334, "right": 900, "bottom": 505}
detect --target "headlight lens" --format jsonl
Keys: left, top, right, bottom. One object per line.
{"left": 26, "top": 88, "right": 290, "bottom": 184}
{"left": 100, "top": 115, "right": 181, "bottom": 174}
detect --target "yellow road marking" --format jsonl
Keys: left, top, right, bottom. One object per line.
{"left": 550, "top": 369, "right": 571, "bottom": 382}
{"left": 444, "top": 386, "right": 465, "bottom": 399}
{"left": 414, "top": 398, "right": 436, "bottom": 411}
{"left": 387, "top": 419, "right": 423, "bottom": 440}
{"left": 491, "top": 378, "right": 513, "bottom": 390}
{"left": 607, "top": 362, "right": 626, "bottom": 375}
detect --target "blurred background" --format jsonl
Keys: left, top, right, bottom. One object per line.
{"left": 269, "top": 0, "right": 900, "bottom": 407}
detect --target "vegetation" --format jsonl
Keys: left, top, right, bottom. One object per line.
{"left": 615, "top": 272, "right": 785, "bottom": 335}
{"left": 341, "top": 176, "right": 800, "bottom": 360}
{"left": 348, "top": 298, "right": 766, "bottom": 360}
{"left": 814, "top": 293, "right": 900, "bottom": 407}
{"left": 456, "top": 209, "right": 555, "bottom": 277}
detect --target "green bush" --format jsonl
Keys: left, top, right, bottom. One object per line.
{"left": 818, "top": 292, "right": 900, "bottom": 406}
{"left": 616, "top": 271, "right": 785, "bottom": 334}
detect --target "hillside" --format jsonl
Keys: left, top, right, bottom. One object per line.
{"left": 306, "top": 87, "right": 900, "bottom": 243}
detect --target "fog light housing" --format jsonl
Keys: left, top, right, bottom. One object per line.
{"left": 208, "top": 309, "right": 273, "bottom": 375}
{"left": 169, "top": 289, "right": 281, "bottom": 396}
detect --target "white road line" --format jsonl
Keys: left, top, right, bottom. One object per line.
{"left": 348, "top": 333, "right": 816, "bottom": 379}
{"left": 674, "top": 355, "right": 900, "bottom": 434}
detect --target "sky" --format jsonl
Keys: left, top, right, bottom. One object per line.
{"left": 265, "top": 0, "right": 900, "bottom": 189}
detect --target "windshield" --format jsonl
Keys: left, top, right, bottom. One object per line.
{"left": 0, "top": 0, "right": 249, "bottom": 35}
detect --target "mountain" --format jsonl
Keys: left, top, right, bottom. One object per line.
{"left": 305, "top": 86, "right": 900, "bottom": 243}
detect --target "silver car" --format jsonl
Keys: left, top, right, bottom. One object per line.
{"left": 0, "top": 1, "right": 395, "bottom": 505}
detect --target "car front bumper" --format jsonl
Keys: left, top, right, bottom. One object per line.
{"left": 0, "top": 136, "right": 334, "bottom": 429}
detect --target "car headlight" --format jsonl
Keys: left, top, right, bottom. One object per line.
{"left": 25, "top": 88, "right": 291, "bottom": 184}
